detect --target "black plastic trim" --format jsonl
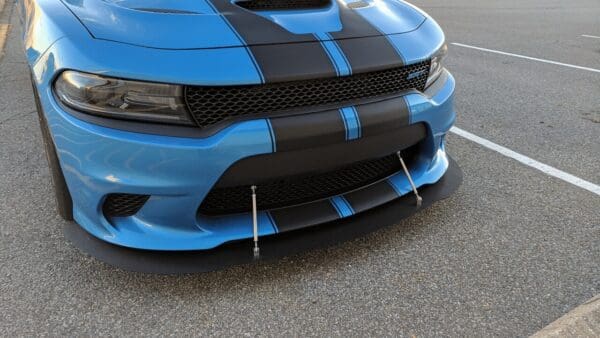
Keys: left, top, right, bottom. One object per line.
{"left": 63, "top": 156, "right": 462, "bottom": 274}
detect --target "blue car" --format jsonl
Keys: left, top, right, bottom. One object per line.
{"left": 20, "top": 0, "right": 458, "bottom": 266}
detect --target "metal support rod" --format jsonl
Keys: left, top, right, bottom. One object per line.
{"left": 397, "top": 151, "right": 423, "bottom": 207}
{"left": 251, "top": 185, "right": 260, "bottom": 259}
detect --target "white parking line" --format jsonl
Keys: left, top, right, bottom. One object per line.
{"left": 450, "top": 127, "right": 600, "bottom": 196}
{"left": 582, "top": 34, "right": 600, "bottom": 39}
{"left": 452, "top": 42, "right": 600, "bottom": 74}
{"left": 0, "top": 24, "right": 9, "bottom": 56}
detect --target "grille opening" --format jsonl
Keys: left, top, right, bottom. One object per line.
{"left": 185, "top": 61, "right": 430, "bottom": 129}
{"left": 199, "top": 145, "right": 420, "bottom": 216}
{"left": 103, "top": 193, "right": 150, "bottom": 218}
{"left": 235, "top": 0, "right": 331, "bottom": 11}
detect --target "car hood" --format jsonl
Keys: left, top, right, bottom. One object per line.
{"left": 61, "top": 0, "right": 426, "bottom": 49}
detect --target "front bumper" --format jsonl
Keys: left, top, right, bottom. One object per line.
{"left": 65, "top": 156, "right": 462, "bottom": 273}
{"left": 37, "top": 69, "right": 456, "bottom": 251}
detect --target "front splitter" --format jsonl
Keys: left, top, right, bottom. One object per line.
{"left": 64, "top": 156, "right": 462, "bottom": 274}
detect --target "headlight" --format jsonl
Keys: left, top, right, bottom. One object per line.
{"left": 54, "top": 71, "right": 193, "bottom": 125}
{"left": 426, "top": 44, "right": 448, "bottom": 88}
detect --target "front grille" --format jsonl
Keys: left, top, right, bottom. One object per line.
{"left": 185, "top": 61, "right": 430, "bottom": 129}
{"left": 103, "top": 194, "right": 150, "bottom": 218}
{"left": 235, "top": 0, "right": 331, "bottom": 11}
{"left": 199, "top": 153, "right": 404, "bottom": 216}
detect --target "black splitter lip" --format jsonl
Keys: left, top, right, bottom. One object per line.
{"left": 64, "top": 156, "right": 462, "bottom": 274}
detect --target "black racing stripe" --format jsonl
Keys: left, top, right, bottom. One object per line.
{"left": 330, "top": 2, "right": 382, "bottom": 39}
{"left": 335, "top": 36, "right": 404, "bottom": 73}
{"left": 354, "top": 96, "right": 410, "bottom": 138}
{"left": 248, "top": 43, "right": 337, "bottom": 83}
{"left": 344, "top": 180, "right": 398, "bottom": 214}
{"left": 270, "top": 109, "right": 346, "bottom": 152}
{"left": 265, "top": 118, "right": 277, "bottom": 153}
{"left": 270, "top": 200, "right": 339, "bottom": 232}
{"left": 330, "top": 2, "right": 404, "bottom": 72}
{"left": 207, "top": 0, "right": 336, "bottom": 83}
{"left": 208, "top": 0, "right": 312, "bottom": 44}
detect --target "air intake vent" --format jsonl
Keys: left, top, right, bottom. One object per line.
{"left": 198, "top": 152, "right": 415, "bottom": 216}
{"left": 235, "top": 0, "right": 331, "bottom": 11}
{"left": 103, "top": 194, "right": 150, "bottom": 218}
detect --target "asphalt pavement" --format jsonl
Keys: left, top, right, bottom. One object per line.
{"left": 0, "top": 0, "right": 598, "bottom": 336}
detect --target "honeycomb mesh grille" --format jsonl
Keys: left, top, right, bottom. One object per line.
{"left": 235, "top": 0, "right": 331, "bottom": 10}
{"left": 103, "top": 194, "right": 150, "bottom": 218}
{"left": 199, "top": 153, "right": 403, "bottom": 216}
{"left": 185, "top": 61, "right": 430, "bottom": 129}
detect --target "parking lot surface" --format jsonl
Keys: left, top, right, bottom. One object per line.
{"left": 0, "top": 0, "right": 598, "bottom": 336}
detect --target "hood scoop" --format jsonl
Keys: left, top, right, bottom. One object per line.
{"left": 235, "top": 0, "right": 331, "bottom": 11}
{"left": 132, "top": 8, "right": 201, "bottom": 14}
{"left": 99, "top": 0, "right": 208, "bottom": 14}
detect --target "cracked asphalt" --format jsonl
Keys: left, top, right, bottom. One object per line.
{"left": 0, "top": 0, "right": 598, "bottom": 336}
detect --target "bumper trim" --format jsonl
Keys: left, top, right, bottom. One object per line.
{"left": 64, "top": 156, "right": 461, "bottom": 274}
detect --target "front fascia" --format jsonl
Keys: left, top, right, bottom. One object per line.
{"left": 29, "top": 18, "right": 453, "bottom": 250}
{"left": 32, "top": 73, "right": 456, "bottom": 250}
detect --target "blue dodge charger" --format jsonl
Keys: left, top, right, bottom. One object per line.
{"left": 19, "top": 0, "right": 457, "bottom": 262}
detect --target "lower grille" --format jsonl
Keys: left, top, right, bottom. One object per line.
{"left": 103, "top": 194, "right": 150, "bottom": 218}
{"left": 199, "top": 153, "right": 408, "bottom": 216}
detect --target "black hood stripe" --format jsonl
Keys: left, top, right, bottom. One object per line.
{"left": 205, "top": 0, "right": 406, "bottom": 82}
{"left": 208, "top": 0, "right": 314, "bottom": 44}
{"left": 314, "top": 32, "right": 353, "bottom": 77}
{"left": 331, "top": 1, "right": 405, "bottom": 72}
{"left": 206, "top": 0, "right": 337, "bottom": 83}
{"left": 335, "top": 35, "right": 406, "bottom": 72}
{"left": 247, "top": 43, "right": 337, "bottom": 83}
{"left": 210, "top": 8, "right": 266, "bottom": 83}
{"left": 331, "top": 1, "right": 383, "bottom": 39}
